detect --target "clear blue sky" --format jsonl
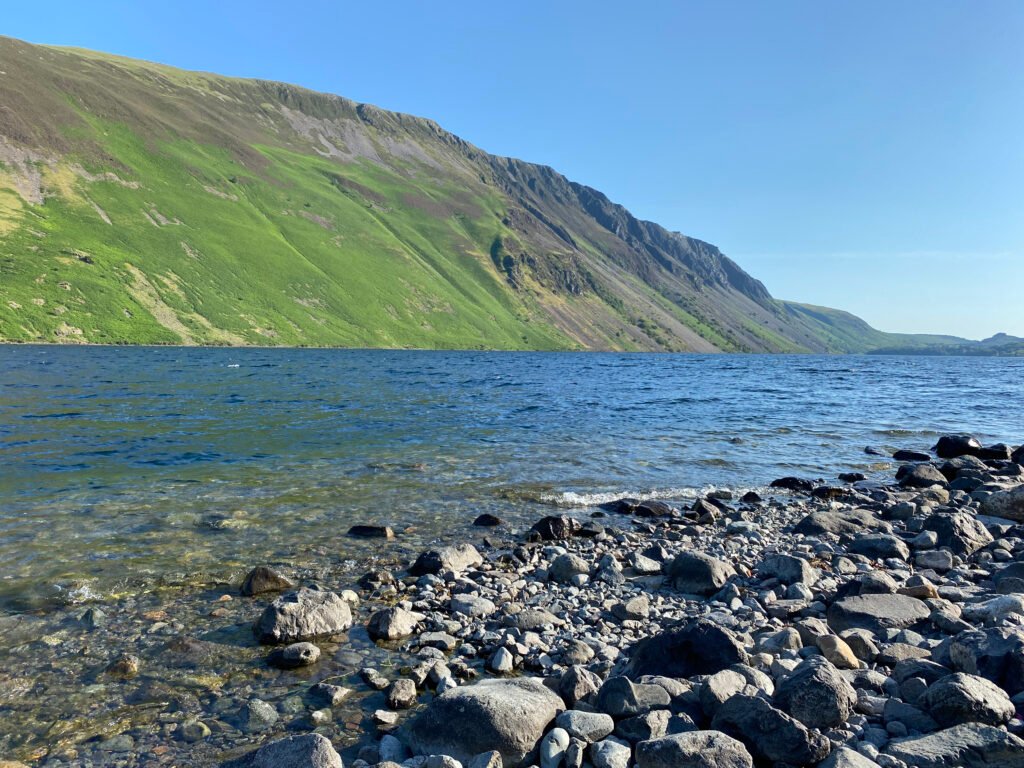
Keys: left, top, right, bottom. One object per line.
{"left": 5, "top": 1, "right": 1022, "bottom": 338}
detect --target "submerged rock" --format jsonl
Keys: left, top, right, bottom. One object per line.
{"left": 241, "top": 565, "right": 295, "bottom": 596}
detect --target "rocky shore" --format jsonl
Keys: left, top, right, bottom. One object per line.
{"left": 7, "top": 433, "right": 1024, "bottom": 768}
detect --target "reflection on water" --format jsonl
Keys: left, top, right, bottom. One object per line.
{"left": 2, "top": 346, "right": 1022, "bottom": 611}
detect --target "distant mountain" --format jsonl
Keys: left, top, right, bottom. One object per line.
{"left": 0, "top": 37, "right": 993, "bottom": 352}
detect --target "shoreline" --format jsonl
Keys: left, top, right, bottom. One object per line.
{"left": 2, "top": 434, "right": 1024, "bottom": 767}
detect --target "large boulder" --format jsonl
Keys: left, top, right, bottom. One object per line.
{"left": 635, "top": 731, "right": 753, "bottom": 768}
{"left": 623, "top": 619, "right": 747, "bottom": 679}
{"left": 664, "top": 552, "right": 735, "bottom": 596}
{"left": 884, "top": 723, "right": 1024, "bottom": 768}
{"left": 934, "top": 435, "right": 984, "bottom": 459}
{"left": 1013, "top": 445, "right": 1024, "bottom": 465}
{"left": 979, "top": 486, "right": 1024, "bottom": 522}
{"left": 773, "top": 657, "right": 856, "bottom": 730}
{"left": 919, "top": 673, "right": 1015, "bottom": 727}
{"left": 405, "top": 678, "right": 564, "bottom": 767}
{"left": 922, "top": 512, "right": 994, "bottom": 556}
{"left": 948, "top": 628, "right": 1024, "bottom": 696}
{"left": 255, "top": 588, "right": 352, "bottom": 644}
{"left": 367, "top": 607, "right": 423, "bottom": 641}
{"left": 827, "top": 593, "right": 930, "bottom": 633}
{"left": 409, "top": 543, "right": 483, "bottom": 576}
{"left": 793, "top": 509, "right": 891, "bottom": 538}
{"left": 249, "top": 734, "right": 343, "bottom": 768}
{"left": 711, "top": 694, "right": 830, "bottom": 766}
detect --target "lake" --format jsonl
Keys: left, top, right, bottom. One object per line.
{"left": 2, "top": 346, "right": 1022, "bottom": 612}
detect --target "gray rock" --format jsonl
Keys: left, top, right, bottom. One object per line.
{"left": 267, "top": 641, "right": 321, "bottom": 669}
{"left": 623, "top": 619, "right": 747, "bottom": 678}
{"left": 900, "top": 464, "right": 948, "bottom": 489}
{"left": 922, "top": 512, "right": 994, "bottom": 556}
{"left": 589, "top": 738, "right": 631, "bottom": 768}
{"left": 550, "top": 554, "right": 590, "bottom": 584}
{"left": 237, "top": 699, "right": 279, "bottom": 733}
{"left": 596, "top": 676, "right": 670, "bottom": 718}
{"left": 612, "top": 595, "right": 650, "bottom": 622}
{"left": 773, "top": 656, "right": 856, "bottom": 730}
{"left": 665, "top": 552, "right": 735, "bottom": 596}
{"left": 758, "top": 554, "right": 819, "bottom": 585}
{"left": 884, "top": 723, "right": 1024, "bottom": 768}
{"left": 919, "top": 672, "right": 1015, "bottom": 727}
{"left": 559, "top": 665, "right": 602, "bottom": 706}
{"left": 250, "top": 733, "right": 343, "bottom": 768}
{"left": 556, "top": 710, "right": 615, "bottom": 743}
{"left": 451, "top": 595, "right": 497, "bottom": 618}
{"left": 540, "top": 727, "right": 570, "bottom": 768}
{"left": 405, "top": 678, "right": 564, "bottom": 767}
{"left": 614, "top": 709, "right": 673, "bottom": 743}
{"left": 711, "top": 694, "right": 830, "bottom": 766}
{"left": 793, "top": 508, "right": 891, "bottom": 537}
{"left": 488, "top": 647, "right": 515, "bottom": 674}
{"left": 819, "top": 746, "right": 881, "bottom": 768}
{"left": 848, "top": 533, "right": 910, "bottom": 560}
{"left": 468, "top": 752, "right": 503, "bottom": 768}
{"left": 948, "top": 627, "right": 1024, "bottom": 695}
{"left": 700, "top": 666, "right": 774, "bottom": 717}
{"left": 255, "top": 588, "right": 353, "bottom": 644}
{"left": 241, "top": 565, "right": 295, "bottom": 596}
{"left": 827, "top": 593, "right": 930, "bottom": 633}
{"left": 387, "top": 678, "right": 418, "bottom": 709}
{"left": 980, "top": 486, "right": 1024, "bottom": 522}
{"left": 368, "top": 607, "right": 424, "bottom": 641}
{"left": 410, "top": 543, "right": 483, "bottom": 575}
{"left": 505, "top": 608, "right": 563, "bottom": 631}
{"left": 635, "top": 730, "right": 753, "bottom": 768}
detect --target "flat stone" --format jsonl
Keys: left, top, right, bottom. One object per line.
{"left": 827, "top": 593, "right": 930, "bottom": 633}
{"left": 884, "top": 723, "right": 1024, "bottom": 768}
{"left": 635, "top": 730, "right": 753, "bottom": 768}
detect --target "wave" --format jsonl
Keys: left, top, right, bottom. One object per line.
{"left": 538, "top": 486, "right": 724, "bottom": 508}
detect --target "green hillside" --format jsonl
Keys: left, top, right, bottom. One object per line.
{"left": 0, "top": 37, "right": 995, "bottom": 353}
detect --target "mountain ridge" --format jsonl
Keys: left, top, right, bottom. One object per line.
{"left": 0, "top": 37, "right": 998, "bottom": 352}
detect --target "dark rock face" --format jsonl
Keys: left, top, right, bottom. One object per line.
{"left": 404, "top": 678, "right": 564, "bottom": 767}
{"left": 934, "top": 434, "right": 984, "bottom": 459}
{"left": 241, "top": 566, "right": 295, "bottom": 597}
{"left": 1012, "top": 444, "right": 1024, "bottom": 465}
{"left": 347, "top": 524, "right": 395, "bottom": 538}
{"left": 664, "top": 552, "right": 735, "bottom": 596}
{"left": 711, "top": 694, "right": 830, "bottom": 766}
{"left": 254, "top": 588, "right": 353, "bottom": 644}
{"left": 827, "top": 593, "right": 930, "bottom": 633}
{"left": 770, "top": 477, "right": 815, "bottom": 493}
{"left": 531, "top": 515, "right": 582, "bottom": 541}
{"left": 622, "top": 619, "right": 747, "bottom": 679}
{"left": 773, "top": 657, "right": 856, "bottom": 730}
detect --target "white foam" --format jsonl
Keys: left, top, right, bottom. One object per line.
{"left": 541, "top": 486, "right": 716, "bottom": 508}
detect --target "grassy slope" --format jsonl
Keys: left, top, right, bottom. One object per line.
{"left": 0, "top": 37, "right": 984, "bottom": 353}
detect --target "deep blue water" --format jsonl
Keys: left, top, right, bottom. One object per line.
{"left": 1, "top": 346, "right": 1022, "bottom": 610}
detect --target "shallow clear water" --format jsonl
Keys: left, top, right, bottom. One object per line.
{"left": 2, "top": 346, "right": 1022, "bottom": 612}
